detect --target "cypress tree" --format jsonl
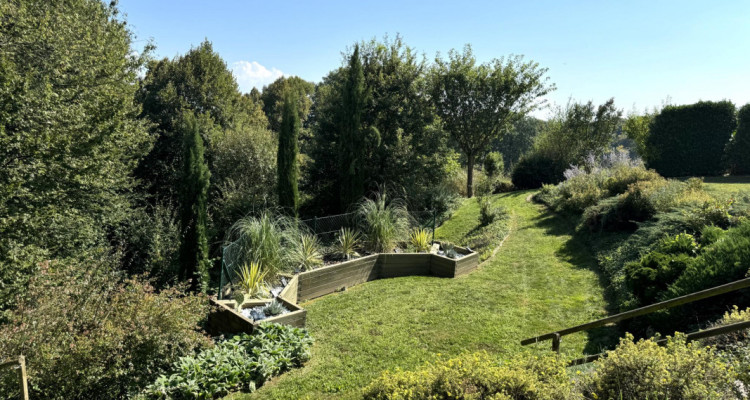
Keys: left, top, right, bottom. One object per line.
{"left": 277, "top": 91, "right": 300, "bottom": 214}
{"left": 728, "top": 104, "right": 750, "bottom": 175}
{"left": 339, "top": 44, "right": 367, "bottom": 209}
{"left": 178, "top": 112, "right": 211, "bottom": 292}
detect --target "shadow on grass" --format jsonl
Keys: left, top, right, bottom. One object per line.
{"left": 527, "top": 203, "right": 623, "bottom": 355}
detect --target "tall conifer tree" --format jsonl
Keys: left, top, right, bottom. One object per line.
{"left": 339, "top": 44, "right": 368, "bottom": 209}
{"left": 178, "top": 112, "right": 211, "bottom": 292}
{"left": 277, "top": 92, "right": 300, "bottom": 214}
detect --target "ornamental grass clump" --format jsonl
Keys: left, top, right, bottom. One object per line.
{"left": 334, "top": 227, "right": 361, "bottom": 260}
{"left": 236, "top": 261, "right": 267, "bottom": 298}
{"left": 357, "top": 191, "right": 411, "bottom": 253}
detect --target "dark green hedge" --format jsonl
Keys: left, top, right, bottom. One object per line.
{"left": 510, "top": 151, "right": 567, "bottom": 189}
{"left": 727, "top": 103, "right": 750, "bottom": 175}
{"left": 645, "top": 101, "right": 736, "bottom": 177}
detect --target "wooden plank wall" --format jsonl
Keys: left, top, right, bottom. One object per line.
{"left": 279, "top": 274, "right": 299, "bottom": 304}
{"left": 379, "top": 253, "right": 432, "bottom": 278}
{"left": 297, "top": 254, "right": 380, "bottom": 301}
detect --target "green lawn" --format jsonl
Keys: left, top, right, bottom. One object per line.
{"left": 701, "top": 175, "right": 750, "bottom": 195}
{"left": 230, "top": 191, "right": 609, "bottom": 400}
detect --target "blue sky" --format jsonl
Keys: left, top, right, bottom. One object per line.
{"left": 120, "top": 0, "right": 750, "bottom": 117}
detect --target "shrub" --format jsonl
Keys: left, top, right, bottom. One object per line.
{"left": 727, "top": 103, "right": 750, "bottom": 175}
{"left": 0, "top": 259, "right": 211, "bottom": 400}
{"left": 357, "top": 191, "right": 411, "bottom": 252}
{"left": 288, "top": 233, "right": 323, "bottom": 271}
{"left": 409, "top": 228, "right": 431, "bottom": 252}
{"left": 483, "top": 151, "right": 504, "bottom": 177}
{"left": 333, "top": 227, "right": 361, "bottom": 260}
{"left": 646, "top": 100, "right": 736, "bottom": 177}
{"left": 478, "top": 196, "right": 501, "bottom": 226}
{"left": 511, "top": 151, "right": 567, "bottom": 189}
{"left": 582, "top": 333, "right": 736, "bottom": 400}
{"left": 666, "top": 218, "right": 750, "bottom": 298}
{"left": 142, "top": 323, "right": 312, "bottom": 399}
{"left": 363, "top": 351, "right": 572, "bottom": 400}
{"left": 703, "top": 306, "right": 750, "bottom": 390}
{"left": 624, "top": 233, "right": 698, "bottom": 305}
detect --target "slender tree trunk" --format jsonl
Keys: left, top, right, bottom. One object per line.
{"left": 466, "top": 152, "right": 474, "bottom": 198}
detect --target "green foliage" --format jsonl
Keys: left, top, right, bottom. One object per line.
{"left": 430, "top": 45, "right": 553, "bottom": 197}
{"left": 622, "top": 112, "right": 654, "bottom": 159}
{"left": 357, "top": 191, "right": 411, "bottom": 252}
{"left": 409, "top": 228, "right": 431, "bottom": 252}
{"left": 261, "top": 76, "right": 315, "bottom": 133}
{"left": 667, "top": 218, "right": 750, "bottom": 298}
{"left": 727, "top": 103, "right": 750, "bottom": 175}
{"left": 483, "top": 152, "right": 505, "bottom": 177}
{"left": 646, "top": 100, "right": 736, "bottom": 177}
{"left": 277, "top": 91, "right": 300, "bottom": 214}
{"left": 582, "top": 334, "right": 736, "bottom": 400}
{"left": 225, "top": 212, "right": 298, "bottom": 279}
{"left": 478, "top": 196, "right": 503, "bottom": 226}
{"left": 491, "top": 116, "right": 545, "bottom": 172}
{"left": 511, "top": 151, "right": 567, "bottom": 189}
{"left": 334, "top": 227, "right": 362, "bottom": 260}
{"left": 362, "top": 351, "right": 572, "bottom": 400}
{"left": 0, "top": 0, "right": 152, "bottom": 311}
{"left": 624, "top": 233, "right": 698, "bottom": 305}
{"left": 0, "top": 259, "right": 211, "bottom": 399}
{"left": 236, "top": 261, "right": 268, "bottom": 298}
{"left": 288, "top": 233, "right": 323, "bottom": 271}
{"left": 703, "top": 306, "right": 750, "bottom": 391}
{"left": 142, "top": 323, "right": 313, "bottom": 399}
{"left": 178, "top": 112, "right": 212, "bottom": 292}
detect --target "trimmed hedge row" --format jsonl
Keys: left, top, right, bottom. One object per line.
{"left": 727, "top": 103, "right": 750, "bottom": 175}
{"left": 645, "top": 100, "right": 736, "bottom": 177}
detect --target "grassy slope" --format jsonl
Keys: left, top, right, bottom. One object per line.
{"left": 232, "top": 191, "right": 608, "bottom": 400}
{"left": 701, "top": 175, "right": 750, "bottom": 195}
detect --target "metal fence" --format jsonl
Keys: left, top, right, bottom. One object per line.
{"left": 219, "top": 209, "right": 440, "bottom": 298}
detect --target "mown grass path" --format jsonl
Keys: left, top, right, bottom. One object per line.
{"left": 233, "top": 191, "right": 608, "bottom": 400}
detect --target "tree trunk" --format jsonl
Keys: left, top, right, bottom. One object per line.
{"left": 466, "top": 152, "right": 474, "bottom": 198}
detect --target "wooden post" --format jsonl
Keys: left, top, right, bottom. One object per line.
{"left": 551, "top": 333, "right": 561, "bottom": 354}
{"left": 18, "top": 355, "right": 28, "bottom": 400}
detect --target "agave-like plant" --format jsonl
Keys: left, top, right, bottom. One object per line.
{"left": 357, "top": 191, "right": 411, "bottom": 253}
{"left": 410, "top": 228, "right": 431, "bottom": 252}
{"left": 235, "top": 261, "right": 267, "bottom": 298}
{"left": 262, "top": 299, "right": 287, "bottom": 317}
{"left": 288, "top": 233, "right": 323, "bottom": 271}
{"left": 335, "top": 227, "right": 361, "bottom": 260}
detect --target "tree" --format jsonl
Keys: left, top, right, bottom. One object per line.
{"left": 338, "top": 44, "right": 370, "bottom": 209}
{"left": 277, "top": 92, "right": 300, "bottom": 214}
{"left": 261, "top": 76, "right": 315, "bottom": 133}
{"left": 136, "top": 40, "right": 267, "bottom": 202}
{"left": 178, "top": 112, "right": 211, "bottom": 292}
{"left": 430, "top": 46, "right": 553, "bottom": 197}
{"left": 623, "top": 112, "right": 654, "bottom": 159}
{"left": 727, "top": 104, "right": 750, "bottom": 175}
{"left": 491, "top": 116, "right": 545, "bottom": 172}
{"left": 0, "top": 0, "right": 151, "bottom": 311}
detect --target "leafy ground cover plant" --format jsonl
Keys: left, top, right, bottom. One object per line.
{"left": 141, "top": 323, "right": 312, "bottom": 399}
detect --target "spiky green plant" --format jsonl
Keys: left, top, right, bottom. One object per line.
{"left": 356, "top": 191, "right": 411, "bottom": 253}
{"left": 262, "top": 299, "right": 287, "bottom": 317}
{"left": 235, "top": 261, "right": 267, "bottom": 298}
{"left": 410, "top": 228, "right": 431, "bottom": 252}
{"left": 289, "top": 233, "right": 323, "bottom": 271}
{"left": 334, "top": 227, "right": 361, "bottom": 260}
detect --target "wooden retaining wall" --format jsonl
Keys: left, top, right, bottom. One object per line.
{"left": 297, "top": 254, "right": 379, "bottom": 302}
{"left": 210, "top": 247, "right": 478, "bottom": 333}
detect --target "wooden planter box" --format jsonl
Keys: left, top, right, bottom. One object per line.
{"left": 209, "top": 245, "right": 478, "bottom": 333}
{"left": 207, "top": 296, "right": 306, "bottom": 336}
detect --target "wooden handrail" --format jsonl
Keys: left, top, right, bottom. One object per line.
{"left": 568, "top": 319, "right": 750, "bottom": 366}
{"left": 521, "top": 276, "right": 750, "bottom": 346}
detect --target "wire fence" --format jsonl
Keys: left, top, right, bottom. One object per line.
{"left": 219, "top": 209, "right": 441, "bottom": 298}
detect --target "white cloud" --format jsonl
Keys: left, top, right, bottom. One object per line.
{"left": 231, "top": 61, "right": 283, "bottom": 93}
